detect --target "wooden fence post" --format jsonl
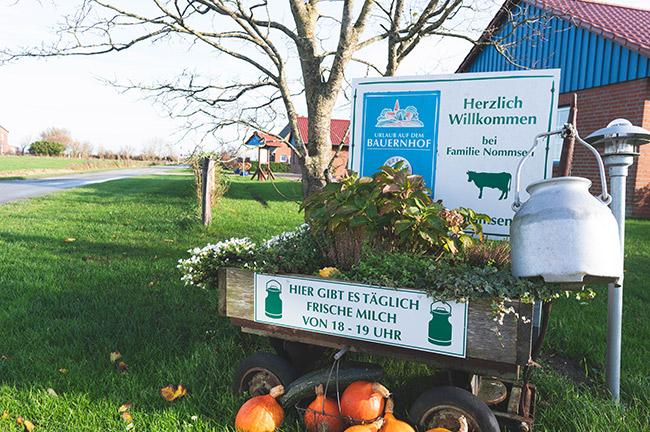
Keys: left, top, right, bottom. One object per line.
{"left": 201, "top": 157, "right": 215, "bottom": 226}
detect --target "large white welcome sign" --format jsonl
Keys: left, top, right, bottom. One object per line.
{"left": 349, "top": 70, "right": 560, "bottom": 237}
{"left": 254, "top": 273, "right": 468, "bottom": 358}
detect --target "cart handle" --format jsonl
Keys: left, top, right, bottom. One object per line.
{"left": 334, "top": 346, "right": 350, "bottom": 361}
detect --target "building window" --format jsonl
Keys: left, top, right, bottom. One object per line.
{"left": 280, "top": 154, "right": 289, "bottom": 163}
{"left": 550, "top": 106, "right": 570, "bottom": 163}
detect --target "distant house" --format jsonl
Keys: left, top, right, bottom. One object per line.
{"left": 457, "top": 0, "right": 650, "bottom": 217}
{"left": 0, "top": 125, "right": 9, "bottom": 155}
{"left": 245, "top": 116, "right": 350, "bottom": 177}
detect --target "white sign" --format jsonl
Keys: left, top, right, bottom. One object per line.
{"left": 349, "top": 70, "right": 560, "bottom": 237}
{"left": 254, "top": 273, "right": 469, "bottom": 358}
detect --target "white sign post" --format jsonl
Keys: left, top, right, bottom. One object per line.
{"left": 349, "top": 70, "right": 560, "bottom": 237}
{"left": 254, "top": 273, "right": 469, "bottom": 358}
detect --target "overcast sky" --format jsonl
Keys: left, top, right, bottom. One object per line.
{"left": 0, "top": 0, "right": 647, "bottom": 155}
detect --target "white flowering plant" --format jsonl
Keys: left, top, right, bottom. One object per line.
{"left": 178, "top": 225, "right": 326, "bottom": 289}
{"left": 177, "top": 237, "right": 257, "bottom": 288}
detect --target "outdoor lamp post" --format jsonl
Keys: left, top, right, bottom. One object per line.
{"left": 586, "top": 119, "right": 650, "bottom": 402}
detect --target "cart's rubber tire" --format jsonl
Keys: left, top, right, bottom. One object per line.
{"left": 409, "top": 386, "right": 500, "bottom": 432}
{"left": 269, "top": 338, "right": 327, "bottom": 372}
{"left": 232, "top": 352, "right": 298, "bottom": 396}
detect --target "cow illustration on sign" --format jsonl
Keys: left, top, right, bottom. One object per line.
{"left": 467, "top": 171, "right": 511, "bottom": 200}
{"left": 376, "top": 100, "right": 424, "bottom": 128}
{"left": 264, "top": 280, "right": 283, "bottom": 319}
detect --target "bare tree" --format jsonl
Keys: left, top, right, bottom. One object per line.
{"left": 2, "top": 0, "right": 549, "bottom": 195}
{"left": 40, "top": 127, "right": 74, "bottom": 154}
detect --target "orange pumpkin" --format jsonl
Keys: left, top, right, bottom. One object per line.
{"left": 379, "top": 399, "right": 415, "bottom": 432}
{"left": 305, "top": 384, "right": 344, "bottom": 432}
{"left": 235, "top": 385, "right": 285, "bottom": 432}
{"left": 340, "top": 381, "right": 390, "bottom": 422}
{"left": 344, "top": 418, "right": 384, "bottom": 432}
{"left": 425, "top": 415, "right": 468, "bottom": 432}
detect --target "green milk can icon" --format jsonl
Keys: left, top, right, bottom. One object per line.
{"left": 428, "top": 301, "right": 453, "bottom": 346}
{"left": 264, "top": 280, "right": 283, "bottom": 319}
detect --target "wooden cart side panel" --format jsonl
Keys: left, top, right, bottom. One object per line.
{"left": 217, "top": 268, "right": 227, "bottom": 316}
{"left": 233, "top": 319, "right": 519, "bottom": 380}
{"left": 222, "top": 268, "right": 255, "bottom": 319}
{"left": 466, "top": 302, "right": 518, "bottom": 364}
{"left": 220, "top": 268, "right": 531, "bottom": 366}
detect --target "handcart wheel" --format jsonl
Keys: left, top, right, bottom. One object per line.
{"left": 269, "top": 338, "right": 327, "bottom": 372}
{"left": 409, "top": 386, "right": 499, "bottom": 432}
{"left": 232, "top": 352, "right": 298, "bottom": 396}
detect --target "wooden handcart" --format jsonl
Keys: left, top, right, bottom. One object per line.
{"left": 218, "top": 268, "right": 542, "bottom": 432}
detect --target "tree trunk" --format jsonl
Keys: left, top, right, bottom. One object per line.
{"left": 299, "top": 94, "right": 336, "bottom": 197}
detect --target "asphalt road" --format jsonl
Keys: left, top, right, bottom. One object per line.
{"left": 0, "top": 166, "right": 181, "bottom": 204}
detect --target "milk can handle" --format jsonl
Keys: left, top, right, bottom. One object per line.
{"left": 512, "top": 124, "right": 611, "bottom": 211}
{"left": 430, "top": 301, "right": 451, "bottom": 315}
{"left": 266, "top": 280, "right": 281, "bottom": 293}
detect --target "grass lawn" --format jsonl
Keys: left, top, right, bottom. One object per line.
{"left": 0, "top": 155, "right": 152, "bottom": 178}
{"left": 0, "top": 174, "right": 648, "bottom": 431}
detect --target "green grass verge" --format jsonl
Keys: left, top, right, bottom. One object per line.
{"left": 0, "top": 174, "right": 648, "bottom": 431}
{"left": 0, "top": 176, "right": 303, "bottom": 431}
{"left": 0, "top": 155, "right": 152, "bottom": 178}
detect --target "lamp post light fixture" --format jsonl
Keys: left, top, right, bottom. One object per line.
{"left": 586, "top": 119, "right": 650, "bottom": 402}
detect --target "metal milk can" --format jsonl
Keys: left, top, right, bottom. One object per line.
{"left": 510, "top": 127, "right": 622, "bottom": 285}
{"left": 428, "top": 301, "right": 452, "bottom": 346}
{"left": 264, "top": 280, "right": 283, "bottom": 319}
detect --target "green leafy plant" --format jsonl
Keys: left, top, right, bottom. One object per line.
{"left": 28, "top": 141, "right": 66, "bottom": 156}
{"left": 342, "top": 250, "right": 596, "bottom": 322}
{"left": 302, "top": 164, "right": 490, "bottom": 267}
{"left": 256, "top": 224, "right": 329, "bottom": 274}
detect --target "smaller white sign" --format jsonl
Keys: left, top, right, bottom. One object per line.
{"left": 254, "top": 273, "right": 469, "bottom": 358}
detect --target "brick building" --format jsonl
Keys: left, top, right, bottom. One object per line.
{"left": 247, "top": 116, "right": 350, "bottom": 177}
{"left": 457, "top": 0, "right": 650, "bottom": 217}
{"left": 0, "top": 125, "right": 9, "bottom": 155}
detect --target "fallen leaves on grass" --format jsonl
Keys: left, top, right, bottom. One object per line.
{"left": 16, "top": 416, "right": 35, "bottom": 431}
{"left": 118, "top": 403, "right": 132, "bottom": 414}
{"left": 58, "top": 368, "right": 68, "bottom": 374}
{"left": 116, "top": 361, "right": 129, "bottom": 372}
{"left": 2, "top": 410, "right": 9, "bottom": 419}
{"left": 63, "top": 237, "right": 76, "bottom": 243}
{"left": 118, "top": 402, "right": 134, "bottom": 431}
{"left": 46, "top": 388, "right": 58, "bottom": 397}
{"left": 110, "top": 352, "right": 129, "bottom": 372}
{"left": 160, "top": 384, "right": 187, "bottom": 401}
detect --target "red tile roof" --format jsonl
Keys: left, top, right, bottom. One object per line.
{"left": 532, "top": 0, "right": 650, "bottom": 56}
{"left": 458, "top": 0, "right": 650, "bottom": 72}
{"left": 295, "top": 116, "right": 350, "bottom": 146}
{"left": 257, "top": 131, "right": 284, "bottom": 147}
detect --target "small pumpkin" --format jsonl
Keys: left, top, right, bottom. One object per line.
{"left": 425, "top": 415, "right": 468, "bottom": 432}
{"left": 344, "top": 418, "right": 384, "bottom": 432}
{"left": 340, "top": 381, "right": 390, "bottom": 422}
{"left": 305, "top": 384, "right": 344, "bottom": 432}
{"left": 235, "top": 385, "right": 285, "bottom": 432}
{"left": 379, "top": 399, "right": 415, "bottom": 432}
